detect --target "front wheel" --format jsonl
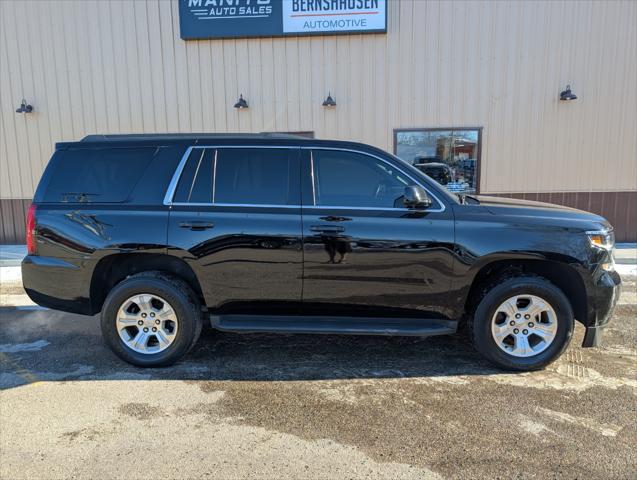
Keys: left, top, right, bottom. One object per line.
{"left": 100, "top": 272, "right": 202, "bottom": 367}
{"left": 471, "top": 275, "right": 574, "bottom": 371}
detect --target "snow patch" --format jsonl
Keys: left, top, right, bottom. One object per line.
{"left": 0, "top": 339, "right": 50, "bottom": 353}
{"left": 536, "top": 407, "right": 622, "bottom": 437}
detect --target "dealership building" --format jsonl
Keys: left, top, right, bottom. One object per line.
{"left": 0, "top": 0, "right": 635, "bottom": 243}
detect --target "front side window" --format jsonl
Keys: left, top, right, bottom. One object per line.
{"left": 312, "top": 150, "right": 410, "bottom": 208}
{"left": 172, "top": 147, "right": 297, "bottom": 206}
{"left": 395, "top": 128, "right": 481, "bottom": 194}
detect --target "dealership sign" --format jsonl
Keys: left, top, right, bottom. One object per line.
{"left": 179, "top": 0, "right": 387, "bottom": 40}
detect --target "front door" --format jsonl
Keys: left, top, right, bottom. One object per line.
{"left": 167, "top": 146, "right": 303, "bottom": 310}
{"left": 301, "top": 148, "right": 456, "bottom": 319}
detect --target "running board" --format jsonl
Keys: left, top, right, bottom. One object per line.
{"left": 209, "top": 314, "right": 457, "bottom": 337}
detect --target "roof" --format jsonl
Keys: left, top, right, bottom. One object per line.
{"left": 55, "top": 133, "right": 385, "bottom": 154}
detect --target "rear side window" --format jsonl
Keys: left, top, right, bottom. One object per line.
{"left": 215, "top": 148, "right": 296, "bottom": 205}
{"left": 172, "top": 147, "right": 298, "bottom": 206}
{"left": 42, "top": 147, "right": 156, "bottom": 203}
{"left": 172, "top": 148, "right": 215, "bottom": 203}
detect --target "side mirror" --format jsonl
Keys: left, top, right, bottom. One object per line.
{"left": 403, "top": 185, "right": 432, "bottom": 209}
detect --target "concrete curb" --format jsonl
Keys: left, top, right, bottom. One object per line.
{"left": 0, "top": 245, "right": 26, "bottom": 267}
{"left": 0, "top": 264, "right": 634, "bottom": 309}
{"left": 2, "top": 244, "right": 636, "bottom": 266}
{"left": 0, "top": 260, "right": 23, "bottom": 267}
{"left": 614, "top": 244, "right": 637, "bottom": 265}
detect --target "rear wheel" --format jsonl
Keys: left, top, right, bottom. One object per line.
{"left": 101, "top": 272, "right": 202, "bottom": 367}
{"left": 471, "top": 275, "right": 574, "bottom": 371}
{"left": 115, "top": 293, "right": 179, "bottom": 355}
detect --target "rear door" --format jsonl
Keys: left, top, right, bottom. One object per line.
{"left": 300, "top": 148, "right": 456, "bottom": 319}
{"left": 166, "top": 146, "right": 303, "bottom": 310}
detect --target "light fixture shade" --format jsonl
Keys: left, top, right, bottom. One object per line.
{"left": 234, "top": 94, "right": 248, "bottom": 109}
{"left": 15, "top": 98, "right": 33, "bottom": 113}
{"left": 322, "top": 92, "right": 336, "bottom": 107}
{"left": 560, "top": 85, "right": 577, "bottom": 101}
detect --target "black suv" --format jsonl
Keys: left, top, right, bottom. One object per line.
{"left": 22, "top": 134, "right": 621, "bottom": 370}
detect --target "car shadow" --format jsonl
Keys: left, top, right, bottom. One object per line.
{"left": 0, "top": 308, "right": 504, "bottom": 390}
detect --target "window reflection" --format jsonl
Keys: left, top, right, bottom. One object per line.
{"left": 395, "top": 129, "right": 480, "bottom": 194}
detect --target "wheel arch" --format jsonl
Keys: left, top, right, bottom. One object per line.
{"left": 89, "top": 253, "right": 204, "bottom": 314}
{"left": 464, "top": 258, "right": 587, "bottom": 325}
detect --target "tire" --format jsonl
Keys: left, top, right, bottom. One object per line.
{"left": 471, "top": 275, "right": 574, "bottom": 371}
{"left": 100, "top": 271, "right": 203, "bottom": 367}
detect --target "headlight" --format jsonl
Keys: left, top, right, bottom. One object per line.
{"left": 586, "top": 230, "right": 615, "bottom": 250}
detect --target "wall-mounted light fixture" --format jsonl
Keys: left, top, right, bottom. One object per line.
{"left": 15, "top": 99, "right": 33, "bottom": 114}
{"left": 234, "top": 94, "right": 248, "bottom": 109}
{"left": 559, "top": 85, "right": 577, "bottom": 101}
{"left": 322, "top": 92, "right": 337, "bottom": 108}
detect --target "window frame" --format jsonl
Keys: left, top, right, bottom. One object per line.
{"left": 393, "top": 127, "right": 483, "bottom": 194}
{"left": 164, "top": 145, "right": 302, "bottom": 208}
{"left": 164, "top": 145, "right": 448, "bottom": 212}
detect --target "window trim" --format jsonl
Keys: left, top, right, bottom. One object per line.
{"left": 163, "top": 146, "right": 194, "bottom": 206}
{"left": 186, "top": 148, "right": 207, "bottom": 203}
{"left": 163, "top": 145, "right": 446, "bottom": 213}
{"left": 393, "top": 127, "right": 483, "bottom": 195}
{"left": 211, "top": 149, "right": 218, "bottom": 203}
{"left": 309, "top": 150, "right": 317, "bottom": 206}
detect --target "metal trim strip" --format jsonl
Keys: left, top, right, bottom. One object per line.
{"left": 163, "top": 144, "right": 447, "bottom": 213}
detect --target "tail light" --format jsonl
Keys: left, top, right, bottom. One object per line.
{"left": 26, "top": 204, "right": 37, "bottom": 254}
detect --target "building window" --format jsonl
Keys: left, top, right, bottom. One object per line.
{"left": 394, "top": 128, "right": 481, "bottom": 194}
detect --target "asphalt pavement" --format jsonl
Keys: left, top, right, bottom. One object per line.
{"left": 0, "top": 270, "right": 635, "bottom": 479}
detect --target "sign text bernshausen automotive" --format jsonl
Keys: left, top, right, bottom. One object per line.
{"left": 179, "top": 0, "right": 387, "bottom": 40}
{"left": 283, "top": 0, "right": 386, "bottom": 34}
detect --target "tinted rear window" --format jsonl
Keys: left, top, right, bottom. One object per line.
{"left": 170, "top": 147, "right": 298, "bottom": 206}
{"left": 173, "top": 148, "right": 215, "bottom": 203}
{"left": 215, "top": 148, "right": 294, "bottom": 205}
{"left": 42, "top": 147, "right": 156, "bottom": 203}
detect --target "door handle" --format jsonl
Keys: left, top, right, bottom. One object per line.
{"left": 179, "top": 221, "right": 215, "bottom": 231}
{"left": 310, "top": 225, "right": 345, "bottom": 234}
{"left": 319, "top": 216, "right": 352, "bottom": 222}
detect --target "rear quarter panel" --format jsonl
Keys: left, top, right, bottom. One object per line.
{"left": 23, "top": 145, "right": 186, "bottom": 313}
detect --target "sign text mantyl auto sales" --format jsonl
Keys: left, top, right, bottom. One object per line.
{"left": 179, "top": 0, "right": 387, "bottom": 40}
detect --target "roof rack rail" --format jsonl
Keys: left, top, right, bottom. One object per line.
{"left": 81, "top": 132, "right": 312, "bottom": 142}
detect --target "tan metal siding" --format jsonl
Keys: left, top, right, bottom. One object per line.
{"left": 0, "top": 0, "right": 635, "bottom": 202}
{"left": 0, "top": 199, "right": 30, "bottom": 244}
{"left": 488, "top": 191, "right": 637, "bottom": 243}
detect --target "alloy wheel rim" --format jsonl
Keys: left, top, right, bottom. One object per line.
{"left": 116, "top": 294, "right": 179, "bottom": 354}
{"left": 491, "top": 294, "right": 558, "bottom": 358}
